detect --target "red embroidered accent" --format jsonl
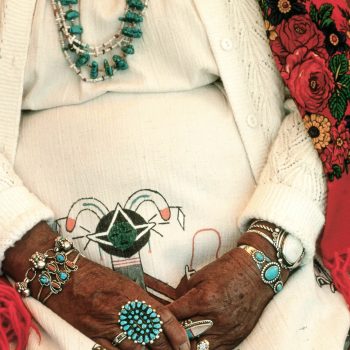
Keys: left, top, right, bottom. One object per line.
{"left": 258, "top": 0, "right": 350, "bottom": 306}
{"left": 0, "top": 277, "right": 39, "bottom": 349}
{"left": 325, "top": 249, "right": 350, "bottom": 304}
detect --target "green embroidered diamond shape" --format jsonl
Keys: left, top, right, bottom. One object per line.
{"left": 108, "top": 221, "right": 138, "bottom": 251}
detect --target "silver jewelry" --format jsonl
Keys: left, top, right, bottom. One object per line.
{"left": 246, "top": 229, "right": 275, "bottom": 246}
{"left": 248, "top": 222, "right": 304, "bottom": 270}
{"left": 112, "top": 300, "right": 163, "bottom": 346}
{"left": 15, "top": 237, "right": 80, "bottom": 303}
{"left": 197, "top": 339, "right": 210, "bottom": 350}
{"left": 181, "top": 319, "right": 213, "bottom": 340}
{"left": 239, "top": 244, "right": 284, "bottom": 294}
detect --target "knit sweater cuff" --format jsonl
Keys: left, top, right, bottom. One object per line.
{"left": 0, "top": 186, "right": 54, "bottom": 273}
{"left": 238, "top": 183, "right": 325, "bottom": 263}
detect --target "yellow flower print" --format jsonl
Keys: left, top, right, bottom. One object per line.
{"left": 304, "top": 114, "right": 331, "bottom": 150}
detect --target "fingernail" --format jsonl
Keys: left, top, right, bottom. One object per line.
{"left": 179, "top": 341, "right": 191, "bottom": 350}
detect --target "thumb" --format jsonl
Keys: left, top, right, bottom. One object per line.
{"left": 167, "top": 288, "right": 201, "bottom": 320}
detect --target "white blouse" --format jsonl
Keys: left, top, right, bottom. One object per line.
{"left": 17, "top": 0, "right": 255, "bottom": 296}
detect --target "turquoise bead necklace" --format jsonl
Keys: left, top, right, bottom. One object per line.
{"left": 51, "top": 0, "right": 148, "bottom": 82}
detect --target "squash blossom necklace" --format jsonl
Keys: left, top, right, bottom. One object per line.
{"left": 51, "top": 0, "right": 148, "bottom": 82}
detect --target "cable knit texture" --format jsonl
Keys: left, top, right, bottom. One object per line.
{"left": 0, "top": 153, "right": 53, "bottom": 273}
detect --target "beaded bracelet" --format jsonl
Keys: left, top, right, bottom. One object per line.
{"left": 239, "top": 244, "right": 284, "bottom": 294}
{"left": 16, "top": 237, "right": 80, "bottom": 304}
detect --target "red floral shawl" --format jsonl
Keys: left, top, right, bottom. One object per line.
{"left": 258, "top": 0, "right": 350, "bottom": 305}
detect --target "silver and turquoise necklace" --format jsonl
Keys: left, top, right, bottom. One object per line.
{"left": 51, "top": 0, "right": 148, "bottom": 82}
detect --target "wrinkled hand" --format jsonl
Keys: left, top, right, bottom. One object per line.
{"left": 44, "top": 257, "right": 190, "bottom": 350}
{"left": 3, "top": 222, "right": 190, "bottom": 350}
{"left": 168, "top": 237, "right": 286, "bottom": 350}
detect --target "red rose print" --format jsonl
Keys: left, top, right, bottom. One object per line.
{"left": 320, "top": 122, "right": 350, "bottom": 173}
{"left": 283, "top": 47, "right": 334, "bottom": 113}
{"left": 271, "top": 15, "right": 326, "bottom": 65}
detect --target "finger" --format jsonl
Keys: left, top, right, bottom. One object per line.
{"left": 167, "top": 288, "right": 202, "bottom": 321}
{"left": 93, "top": 337, "right": 120, "bottom": 350}
{"left": 194, "top": 335, "right": 240, "bottom": 350}
{"left": 116, "top": 337, "right": 144, "bottom": 350}
{"left": 151, "top": 306, "right": 190, "bottom": 350}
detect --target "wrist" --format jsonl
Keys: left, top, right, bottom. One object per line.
{"left": 3, "top": 222, "right": 58, "bottom": 281}
{"left": 238, "top": 231, "right": 290, "bottom": 284}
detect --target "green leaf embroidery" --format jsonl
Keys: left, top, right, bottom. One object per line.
{"left": 333, "top": 164, "right": 343, "bottom": 179}
{"left": 319, "top": 3, "right": 334, "bottom": 22}
{"left": 310, "top": 4, "right": 319, "bottom": 23}
{"left": 329, "top": 89, "right": 348, "bottom": 121}
{"left": 320, "top": 17, "right": 334, "bottom": 29}
{"left": 329, "top": 54, "right": 349, "bottom": 79}
{"left": 339, "top": 75, "right": 350, "bottom": 99}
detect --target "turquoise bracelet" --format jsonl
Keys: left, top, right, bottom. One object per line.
{"left": 239, "top": 244, "right": 284, "bottom": 294}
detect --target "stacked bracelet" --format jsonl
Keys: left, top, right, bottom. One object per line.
{"left": 248, "top": 220, "right": 305, "bottom": 271}
{"left": 16, "top": 236, "right": 80, "bottom": 304}
{"left": 239, "top": 244, "right": 284, "bottom": 294}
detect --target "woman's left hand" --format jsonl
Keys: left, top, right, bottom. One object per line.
{"left": 168, "top": 235, "right": 287, "bottom": 350}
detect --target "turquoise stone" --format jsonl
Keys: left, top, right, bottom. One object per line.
{"left": 56, "top": 254, "right": 65, "bottom": 263}
{"left": 137, "top": 336, "right": 143, "bottom": 343}
{"left": 127, "top": 0, "right": 145, "bottom": 11}
{"left": 76, "top": 53, "right": 90, "bottom": 68}
{"left": 112, "top": 55, "right": 129, "bottom": 70}
{"left": 121, "top": 44, "right": 135, "bottom": 55}
{"left": 60, "top": 0, "right": 78, "bottom": 5}
{"left": 59, "top": 272, "right": 68, "bottom": 281}
{"left": 104, "top": 59, "right": 114, "bottom": 76}
{"left": 144, "top": 335, "right": 150, "bottom": 343}
{"left": 39, "top": 275, "right": 49, "bottom": 285}
{"left": 150, "top": 312, "right": 157, "bottom": 318}
{"left": 275, "top": 282, "right": 283, "bottom": 293}
{"left": 65, "top": 10, "right": 79, "bottom": 21}
{"left": 120, "top": 315, "right": 127, "bottom": 320}
{"left": 119, "top": 11, "right": 143, "bottom": 23}
{"left": 130, "top": 301, "right": 136, "bottom": 308}
{"left": 263, "top": 264, "right": 280, "bottom": 281}
{"left": 127, "top": 329, "right": 134, "bottom": 336}
{"left": 90, "top": 61, "right": 98, "bottom": 79}
{"left": 254, "top": 251, "right": 264, "bottom": 262}
{"left": 69, "top": 25, "right": 83, "bottom": 35}
{"left": 150, "top": 333, "right": 156, "bottom": 340}
{"left": 122, "top": 27, "right": 142, "bottom": 38}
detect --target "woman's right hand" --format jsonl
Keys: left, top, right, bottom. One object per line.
{"left": 3, "top": 222, "right": 190, "bottom": 350}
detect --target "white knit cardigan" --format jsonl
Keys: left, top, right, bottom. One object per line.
{"left": 0, "top": 0, "right": 326, "bottom": 269}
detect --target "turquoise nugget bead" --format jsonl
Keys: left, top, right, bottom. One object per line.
{"left": 60, "top": 0, "right": 78, "bottom": 5}
{"left": 75, "top": 53, "right": 90, "bottom": 68}
{"left": 69, "top": 25, "right": 83, "bottom": 35}
{"left": 65, "top": 10, "right": 79, "bottom": 21}
{"left": 104, "top": 59, "right": 113, "bottom": 76}
{"left": 119, "top": 11, "right": 143, "bottom": 23}
{"left": 121, "top": 44, "right": 135, "bottom": 55}
{"left": 122, "top": 27, "right": 142, "bottom": 38}
{"left": 127, "top": 0, "right": 145, "bottom": 11}
{"left": 90, "top": 61, "right": 99, "bottom": 79}
{"left": 112, "top": 55, "right": 129, "bottom": 70}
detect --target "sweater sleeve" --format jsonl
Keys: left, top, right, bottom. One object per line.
{"left": 238, "top": 98, "right": 327, "bottom": 263}
{"left": 0, "top": 152, "right": 54, "bottom": 273}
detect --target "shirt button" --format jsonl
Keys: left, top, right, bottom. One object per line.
{"left": 220, "top": 38, "right": 233, "bottom": 51}
{"left": 246, "top": 114, "right": 258, "bottom": 128}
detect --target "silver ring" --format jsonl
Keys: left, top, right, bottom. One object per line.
{"left": 197, "top": 339, "right": 210, "bottom": 350}
{"left": 112, "top": 300, "right": 163, "bottom": 346}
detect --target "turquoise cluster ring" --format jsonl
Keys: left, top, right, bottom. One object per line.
{"left": 112, "top": 300, "right": 163, "bottom": 346}
{"left": 239, "top": 244, "right": 284, "bottom": 294}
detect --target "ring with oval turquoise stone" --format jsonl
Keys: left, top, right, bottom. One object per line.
{"left": 239, "top": 244, "right": 284, "bottom": 294}
{"left": 112, "top": 300, "right": 163, "bottom": 346}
